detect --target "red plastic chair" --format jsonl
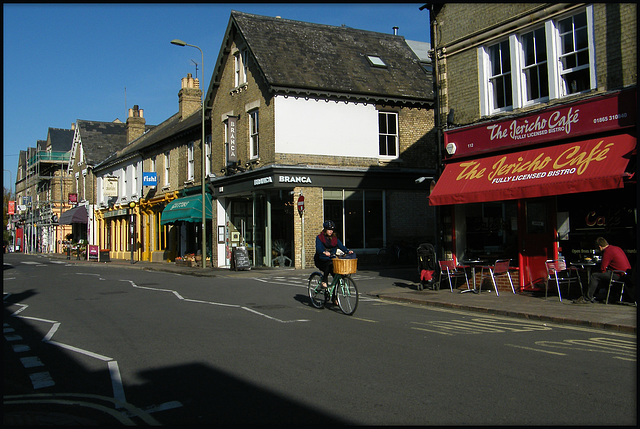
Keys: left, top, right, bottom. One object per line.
{"left": 480, "top": 259, "right": 515, "bottom": 296}
{"left": 545, "top": 259, "right": 582, "bottom": 302}
{"left": 438, "top": 260, "right": 470, "bottom": 293}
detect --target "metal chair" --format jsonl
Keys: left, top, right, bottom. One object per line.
{"left": 545, "top": 259, "right": 583, "bottom": 302}
{"left": 480, "top": 259, "right": 515, "bottom": 296}
{"left": 438, "top": 260, "right": 470, "bottom": 293}
{"left": 605, "top": 269, "right": 634, "bottom": 305}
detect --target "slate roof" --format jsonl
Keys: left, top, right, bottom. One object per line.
{"left": 208, "top": 11, "right": 433, "bottom": 107}
{"left": 75, "top": 120, "right": 153, "bottom": 166}
{"left": 47, "top": 128, "right": 74, "bottom": 152}
{"left": 95, "top": 109, "right": 202, "bottom": 170}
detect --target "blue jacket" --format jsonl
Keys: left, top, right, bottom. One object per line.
{"left": 315, "top": 232, "right": 349, "bottom": 262}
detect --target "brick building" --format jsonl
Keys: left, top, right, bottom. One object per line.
{"left": 203, "top": 11, "right": 437, "bottom": 268}
{"left": 66, "top": 112, "right": 154, "bottom": 257}
{"left": 93, "top": 74, "right": 210, "bottom": 264}
{"left": 425, "top": 3, "right": 636, "bottom": 294}
{"left": 13, "top": 128, "right": 74, "bottom": 254}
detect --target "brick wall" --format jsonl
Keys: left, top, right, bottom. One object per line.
{"left": 594, "top": 3, "right": 637, "bottom": 90}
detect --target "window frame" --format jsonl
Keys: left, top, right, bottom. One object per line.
{"left": 479, "top": 6, "right": 595, "bottom": 116}
{"left": 187, "top": 141, "right": 194, "bottom": 181}
{"left": 378, "top": 111, "right": 399, "bottom": 158}
{"left": 249, "top": 109, "right": 259, "bottom": 159}
{"left": 164, "top": 151, "right": 170, "bottom": 187}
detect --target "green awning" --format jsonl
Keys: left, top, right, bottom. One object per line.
{"left": 161, "top": 194, "right": 213, "bottom": 225}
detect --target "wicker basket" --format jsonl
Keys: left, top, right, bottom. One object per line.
{"left": 333, "top": 258, "right": 357, "bottom": 275}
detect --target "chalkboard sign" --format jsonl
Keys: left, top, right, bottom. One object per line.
{"left": 232, "top": 246, "right": 251, "bottom": 271}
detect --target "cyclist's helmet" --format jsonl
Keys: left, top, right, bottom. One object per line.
{"left": 323, "top": 220, "right": 335, "bottom": 230}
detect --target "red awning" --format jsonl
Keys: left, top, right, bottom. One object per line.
{"left": 429, "top": 133, "right": 635, "bottom": 205}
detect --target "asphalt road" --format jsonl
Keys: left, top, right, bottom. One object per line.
{"left": 3, "top": 253, "right": 637, "bottom": 425}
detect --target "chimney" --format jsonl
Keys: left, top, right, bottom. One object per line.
{"left": 126, "top": 104, "right": 146, "bottom": 143}
{"left": 393, "top": 26, "right": 399, "bottom": 35}
{"left": 179, "top": 73, "right": 202, "bottom": 120}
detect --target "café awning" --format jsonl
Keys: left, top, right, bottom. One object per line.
{"left": 58, "top": 205, "right": 88, "bottom": 224}
{"left": 161, "top": 194, "right": 213, "bottom": 224}
{"left": 429, "top": 133, "right": 635, "bottom": 206}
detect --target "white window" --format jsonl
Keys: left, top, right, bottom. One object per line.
{"left": 521, "top": 27, "right": 549, "bottom": 103}
{"left": 187, "top": 142, "right": 194, "bottom": 181}
{"left": 121, "top": 168, "right": 127, "bottom": 197}
{"left": 487, "top": 40, "right": 512, "bottom": 110}
{"left": 132, "top": 163, "right": 137, "bottom": 195}
{"left": 164, "top": 151, "right": 170, "bottom": 186}
{"left": 557, "top": 11, "right": 591, "bottom": 95}
{"left": 249, "top": 110, "right": 259, "bottom": 159}
{"left": 479, "top": 6, "right": 594, "bottom": 116}
{"left": 234, "top": 50, "right": 248, "bottom": 87}
{"left": 205, "top": 135, "right": 212, "bottom": 176}
{"left": 378, "top": 111, "right": 398, "bottom": 158}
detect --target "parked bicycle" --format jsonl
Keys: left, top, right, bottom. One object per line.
{"left": 376, "top": 242, "right": 416, "bottom": 266}
{"left": 308, "top": 258, "right": 359, "bottom": 315}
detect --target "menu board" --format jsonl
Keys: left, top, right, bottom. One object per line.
{"left": 232, "top": 246, "right": 251, "bottom": 271}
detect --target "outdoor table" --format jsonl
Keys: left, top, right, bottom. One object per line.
{"left": 459, "top": 259, "right": 488, "bottom": 293}
{"left": 570, "top": 261, "right": 597, "bottom": 285}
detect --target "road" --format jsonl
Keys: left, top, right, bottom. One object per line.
{"left": 3, "top": 253, "right": 636, "bottom": 425}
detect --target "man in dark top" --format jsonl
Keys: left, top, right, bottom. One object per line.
{"left": 575, "top": 237, "right": 632, "bottom": 303}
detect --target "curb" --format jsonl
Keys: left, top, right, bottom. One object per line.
{"left": 374, "top": 293, "right": 637, "bottom": 334}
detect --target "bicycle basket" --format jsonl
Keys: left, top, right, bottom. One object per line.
{"left": 333, "top": 257, "right": 357, "bottom": 274}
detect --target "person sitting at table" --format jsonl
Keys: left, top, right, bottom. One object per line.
{"left": 574, "top": 237, "right": 631, "bottom": 304}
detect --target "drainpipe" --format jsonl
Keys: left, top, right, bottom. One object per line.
{"left": 423, "top": 4, "right": 443, "bottom": 258}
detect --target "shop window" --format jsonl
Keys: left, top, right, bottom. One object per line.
{"left": 323, "top": 189, "right": 384, "bottom": 249}
{"left": 464, "top": 201, "right": 518, "bottom": 260}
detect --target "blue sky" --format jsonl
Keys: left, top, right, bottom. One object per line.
{"left": 2, "top": 3, "right": 430, "bottom": 192}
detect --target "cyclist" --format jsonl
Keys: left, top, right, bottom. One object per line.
{"left": 314, "top": 220, "right": 353, "bottom": 289}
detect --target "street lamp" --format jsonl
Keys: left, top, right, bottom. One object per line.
{"left": 171, "top": 39, "right": 207, "bottom": 269}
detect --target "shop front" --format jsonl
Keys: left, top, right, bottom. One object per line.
{"left": 430, "top": 89, "right": 636, "bottom": 291}
{"left": 211, "top": 165, "right": 434, "bottom": 269}
{"left": 160, "top": 193, "right": 214, "bottom": 263}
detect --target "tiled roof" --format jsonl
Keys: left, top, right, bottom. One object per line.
{"left": 76, "top": 120, "right": 156, "bottom": 166}
{"left": 222, "top": 11, "right": 432, "bottom": 105}
{"left": 95, "top": 109, "right": 202, "bottom": 170}
{"left": 76, "top": 120, "right": 127, "bottom": 166}
{"left": 47, "top": 128, "right": 74, "bottom": 152}
{"left": 120, "top": 110, "right": 201, "bottom": 157}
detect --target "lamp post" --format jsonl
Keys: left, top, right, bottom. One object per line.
{"left": 171, "top": 39, "right": 207, "bottom": 269}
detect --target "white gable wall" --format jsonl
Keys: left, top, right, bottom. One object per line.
{"left": 274, "top": 96, "right": 379, "bottom": 157}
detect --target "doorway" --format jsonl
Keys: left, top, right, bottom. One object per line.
{"left": 519, "top": 199, "right": 556, "bottom": 290}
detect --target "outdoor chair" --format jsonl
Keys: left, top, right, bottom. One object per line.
{"left": 438, "top": 260, "right": 470, "bottom": 293}
{"left": 479, "top": 259, "right": 515, "bottom": 297}
{"left": 545, "top": 259, "right": 582, "bottom": 302}
{"left": 605, "top": 269, "right": 635, "bottom": 305}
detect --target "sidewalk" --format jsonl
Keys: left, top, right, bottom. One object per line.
{"left": 47, "top": 254, "right": 637, "bottom": 333}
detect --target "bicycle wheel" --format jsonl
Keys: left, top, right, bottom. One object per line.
{"left": 336, "top": 276, "right": 359, "bottom": 315}
{"left": 376, "top": 248, "right": 392, "bottom": 266}
{"left": 308, "top": 272, "right": 327, "bottom": 309}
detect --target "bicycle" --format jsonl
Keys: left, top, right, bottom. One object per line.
{"left": 308, "top": 258, "right": 359, "bottom": 315}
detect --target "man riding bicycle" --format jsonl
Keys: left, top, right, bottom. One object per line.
{"left": 314, "top": 220, "right": 353, "bottom": 289}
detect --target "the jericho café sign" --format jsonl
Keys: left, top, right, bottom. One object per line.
{"left": 444, "top": 89, "right": 636, "bottom": 158}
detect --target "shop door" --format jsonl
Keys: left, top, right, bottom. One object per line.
{"left": 519, "top": 199, "right": 555, "bottom": 291}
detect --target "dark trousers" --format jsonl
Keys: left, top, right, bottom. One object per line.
{"left": 315, "top": 258, "right": 333, "bottom": 284}
{"left": 587, "top": 272, "right": 620, "bottom": 299}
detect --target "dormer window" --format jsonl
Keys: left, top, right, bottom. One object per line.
{"left": 367, "top": 55, "right": 387, "bottom": 68}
